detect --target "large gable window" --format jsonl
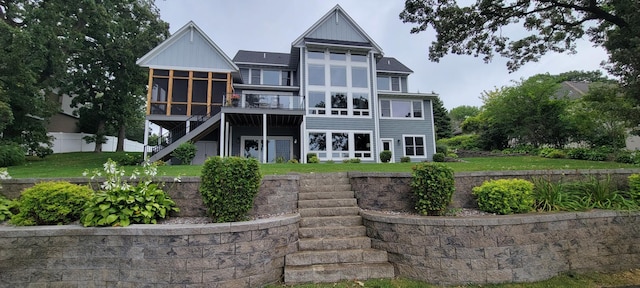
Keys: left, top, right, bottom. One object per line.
{"left": 308, "top": 64, "right": 325, "bottom": 86}
{"left": 330, "top": 65, "right": 347, "bottom": 87}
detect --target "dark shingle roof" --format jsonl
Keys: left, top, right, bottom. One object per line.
{"left": 557, "top": 81, "right": 591, "bottom": 99}
{"left": 232, "top": 50, "right": 291, "bottom": 66}
{"left": 376, "top": 57, "right": 413, "bottom": 73}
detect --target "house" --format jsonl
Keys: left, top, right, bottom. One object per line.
{"left": 136, "top": 5, "right": 438, "bottom": 164}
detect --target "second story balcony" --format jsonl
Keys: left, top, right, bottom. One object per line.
{"left": 223, "top": 93, "right": 305, "bottom": 111}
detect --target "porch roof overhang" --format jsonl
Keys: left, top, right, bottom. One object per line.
{"left": 222, "top": 110, "right": 303, "bottom": 127}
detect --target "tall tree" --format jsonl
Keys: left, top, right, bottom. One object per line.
{"left": 61, "top": 0, "right": 168, "bottom": 152}
{"left": 432, "top": 97, "right": 452, "bottom": 140}
{"left": 400, "top": 0, "right": 640, "bottom": 104}
{"left": 449, "top": 105, "right": 480, "bottom": 132}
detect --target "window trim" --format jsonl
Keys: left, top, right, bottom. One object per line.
{"left": 402, "top": 134, "right": 427, "bottom": 158}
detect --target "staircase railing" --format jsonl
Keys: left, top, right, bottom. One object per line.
{"left": 151, "top": 106, "right": 221, "bottom": 155}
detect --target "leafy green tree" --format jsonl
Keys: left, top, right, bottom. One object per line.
{"left": 400, "top": 0, "right": 640, "bottom": 105}
{"left": 432, "top": 97, "right": 452, "bottom": 140}
{"left": 568, "top": 83, "right": 638, "bottom": 149}
{"left": 449, "top": 105, "right": 480, "bottom": 132}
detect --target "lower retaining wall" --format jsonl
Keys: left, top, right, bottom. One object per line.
{"left": 0, "top": 214, "right": 300, "bottom": 288}
{"left": 362, "top": 210, "right": 640, "bottom": 285}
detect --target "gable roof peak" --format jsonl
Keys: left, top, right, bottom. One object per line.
{"left": 292, "top": 4, "right": 383, "bottom": 54}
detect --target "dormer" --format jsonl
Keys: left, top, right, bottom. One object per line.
{"left": 376, "top": 57, "right": 413, "bottom": 93}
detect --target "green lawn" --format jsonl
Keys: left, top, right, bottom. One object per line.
{"left": 4, "top": 152, "right": 639, "bottom": 179}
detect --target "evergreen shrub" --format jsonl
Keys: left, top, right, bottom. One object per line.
{"left": 11, "top": 181, "right": 94, "bottom": 226}
{"left": 472, "top": 179, "right": 534, "bottom": 215}
{"left": 410, "top": 163, "right": 455, "bottom": 216}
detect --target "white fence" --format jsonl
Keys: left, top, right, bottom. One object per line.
{"left": 48, "top": 132, "right": 144, "bottom": 153}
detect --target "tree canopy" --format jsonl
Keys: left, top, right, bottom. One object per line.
{"left": 400, "top": 0, "right": 640, "bottom": 102}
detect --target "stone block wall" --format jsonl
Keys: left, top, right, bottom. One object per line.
{"left": 0, "top": 214, "right": 300, "bottom": 288}
{"left": 361, "top": 210, "right": 640, "bottom": 285}
{"left": 1, "top": 175, "right": 300, "bottom": 218}
{"left": 350, "top": 169, "right": 640, "bottom": 211}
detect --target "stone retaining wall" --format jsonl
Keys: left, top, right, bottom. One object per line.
{"left": 0, "top": 175, "right": 299, "bottom": 218}
{"left": 350, "top": 169, "right": 640, "bottom": 212}
{"left": 0, "top": 214, "right": 300, "bottom": 288}
{"left": 361, "top": 210, "right": 640, "bottom": 285}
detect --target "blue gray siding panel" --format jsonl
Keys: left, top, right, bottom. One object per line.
{"left": 308, "top": 12, "right": 368, "bottom": 43}
{"left": 305, "top": 117, "right": 374, "bottom": 131}
{"left": 378, "top": 100, "right": 436, "bottom": 162}
{"left": 147, "top": 29, "right": 236, "bottom": 71}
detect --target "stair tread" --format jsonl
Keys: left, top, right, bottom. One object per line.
{"left": 284, "top": 262, "right": 395, "bottom": 284}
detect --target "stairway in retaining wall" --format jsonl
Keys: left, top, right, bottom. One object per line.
{"left": 284, "top": 172, "right": 395, "bottom": 284}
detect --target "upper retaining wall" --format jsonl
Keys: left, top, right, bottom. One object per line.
{"left": 361, "top": 210, "right": 640, "bottom": 285}
{"left": 0, "top": 175, "right": 299, "bottom": 218}
{"left": 349, "top": 169, "right": 640, "bottom": 212}
{"left": 0, "top": 214, "right": 300, "bottom": 288}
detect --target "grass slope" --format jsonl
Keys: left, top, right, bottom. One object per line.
{"left": 4, "top": 152, "right": 638, "bottom": 178}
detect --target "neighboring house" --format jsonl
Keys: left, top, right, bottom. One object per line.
{"left": 137, "top": 5, "right": 438, "bottom": 164}
{"left": 46, "top": 91, "right": 80, "bottom": 134}
{"left": 558, "top": 81, "right": 640, "bottom": 151}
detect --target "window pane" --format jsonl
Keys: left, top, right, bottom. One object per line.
{"left": 330, "top": 66, "right": 346, "bottom": 87}
{"left": 309, "top": 92, "right": 325, "bottom": 108}
{"left": 352, "top": 67, "right": 368, "bottom": 88}
{"left": 353, "top": 93, "right": 369, "bottom": 109}
{"left": 331, "top": 92, "right": 347, "bottom": 108}
{"left": 251, "top": 69, "right": 261, "bottom": 85}
{"left": 153, "top": 69, "right": 169, "bottom": 76}
{"left": 405, "top": 137, "right": 414, "bottom": 146}
{"left": 172, "top": 79, "right": 188, "bottom": 102}
{"left": 416, "top": 147, "right": 425, "bottom": 156}
{"left": 352, "top": 54, "right": 367, "bottom": 62}
{"left": 381, "top": 100, "right": 390, "bottom": 117}
{"left": 309, "top": 133, "right": 326, "bottom": 151}
{"left": 171, "top": 104, "right": 187, "bottom": 115}
{"left": 308, "top": 51, "right": 324, "bottom": 59}
{"left": 392, "top": 100, "right": 411, "bottom": 117}
{"left": 193, "top": 71, "right": 208, "bottom": 78}
{"left": 240, "top": 68, "right": 249, "bottom": 83}
{"left": 354, "top": 134, "right": 371, "bottom": 151}
{"left": 413, "top": 101, "right": 422, "bottom": 118}
{"left": 330, "top": 52, "right": 346, "bottom": 61}
{"left": 191, "top": 105, "right": 207, "bottom": 115}
{"left": 212, "top": 81, "right": 227, "bottom": 103}
{"left": 415, "top": 137, "right": 424, "bottom": 146}
{"left": 308, "top": 65, "right": 325, "bottom": 86}
{"left": 332, "top": 133, "right": 348, "bottom": 151}
{"left": 173, "top": 70, "right": 189, "bottom": 77}
{"left": 406, "top": 147, "right": 414, "bottom": 156}
{"left": 263, "top": 69, "right": 280, "bottom": 85}
{"left": 377, "top": 76, "right": 389, "bottom": 90}
{"left": 391, "top": 77, "right": 400, "bottom": 91}
{"left": 281, "top": 71, "right": 291, "bottom": 86}
{"left": 151, "top": 78, "right": 168, "bottom": 102}
{"left": 192, "top": 80, "right": 208, "bottom": 103}
{"left": 150, "top": 104, "right": 166, "bottom": 114}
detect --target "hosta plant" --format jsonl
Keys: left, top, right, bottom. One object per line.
{"left": 80, "top": 159, "right": 179, "bottom": 227}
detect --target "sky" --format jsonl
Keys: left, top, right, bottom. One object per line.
{"left": 154, "top": 0, "right": 609, "bottom": 110}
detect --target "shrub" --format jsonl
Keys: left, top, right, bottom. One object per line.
{"left": 546, "top": 150, "right": 566, "bottom": 159}
{"left": 306, "top": 153, "right": 316, "bottom": 162}
{"left": 567, "top": 148, "right": 590, "bottom": 160}
{"left": 308, "top": 155, "right": 320, "bottom": 163}
{"left": 114, "top": 153, "right": 143, "bottom": 166}
{"left": 275, "top": 156, "right": 286, "bottom": 163}
{"left": 380, "top": 150, "right": 392, "bottom": 163}
{"left": 446, "top": 152, "right": 458, "bottom": 159}
{"left": 0, "top": 142, "right": 26, "bottom": 167}
{"left": 436, "top": 144, "right": 448, "bottom": 155}
{"left": 410, "top": 163, "right": 455, "bottom": 216}
{"left": 172, "top": 142, "right": 197, "bottom": 165}
{"left": 629, "top": 174, "right": 640, "bottom": 203}
{"left": 199, "top": 156, "right": 262, "bottom": 223}
{"left": 437, "top": 134, "right": 481, "bottom": 150}
{"left": 614, "top": 151, "right": 634, "bottom": 164}
{"left": 587, "top": 149, "right": 608, "bottom": 161}
{"left": 400, "top": 156, "right": 411, "bottom": 163}
{"left": 326, "top": 160, "right": 335, "bottom": 164}
{"left": 288, "top": 159, "right": 299, "bottom": 164}
{"left": 432, "top": 152, "right": 446, "bottom": 162}
{"left": 0, "top": 195, "right": 15, "bottom": 222}
{"left": 11, "top": 181, "right": 94, "bottom": 226}
{"left": 472, "top": 179, "right": 534, "bottom": 215}
{"left": 343, "top": 158, "right": 360, "bottom": 163}
{"left": 80, "top": 159, "right": 179, "bottom": 227}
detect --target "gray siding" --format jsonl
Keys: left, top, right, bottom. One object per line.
{"left": 308, "top": 12, "right": 368, "bottom": 43}
{"left": 147, "top": 28, "right": 235, "bottom": 71}
{"left": 378, "top": 100, "right": 436, "bottom": 162}
{"left": 305, "top": 117, "right": 374, "bottom": 131}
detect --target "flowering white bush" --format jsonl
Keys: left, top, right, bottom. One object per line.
{"left": 0, "top": 168, "right": 11, "bottom": 190}
{"left": 84, "top": 159, "right": 177, "bottom": 193}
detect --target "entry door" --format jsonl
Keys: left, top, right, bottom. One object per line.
{"left": 381, "top": 138, "right": 394, "bottom": 163}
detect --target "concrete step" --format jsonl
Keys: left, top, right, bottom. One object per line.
{"left": 299, "top": 172, "right": 348, "bottom": 180}
{"left": 286, "top": 249, "right": 388, "bottom": 266}
{"left": 299, "top": 184, "right": 353, "bottom": 193}
{"left": 284, "top": 262, "right": 395, "bottom": 284}
{"left": 299, "top": 226, "right": 366, "bottom": 238}
{"left": 298, "top": 191, "right": 354, "bottom": 200}
{"left": 300, "top": 215, "right": 362, "bottom": 228}
{"left": 299, "top": 207, "right": 360, "bottom": 217}
{"left": 299, "top": 237, "right": 372, "bottom": 251}
{"left": 298, "top": 199, "right": 357, "bottom": 209}
{"left": 300, "top": 177, "right": 350, "bottom": 186}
